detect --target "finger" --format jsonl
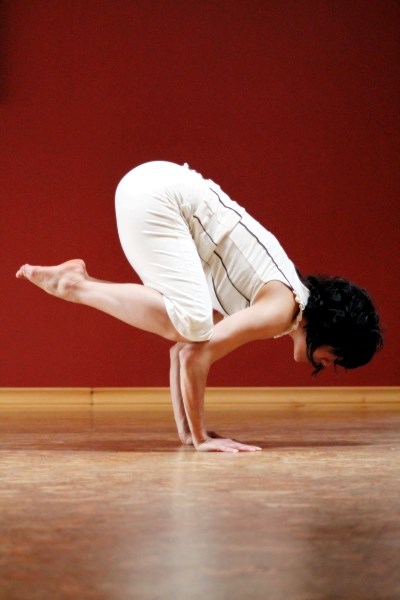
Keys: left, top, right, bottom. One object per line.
{"left": 210, "top": 443, "right": 239, "bottom": 453}
{"left": 233, "top": 443, "right": 262, "bottom": 452}
{"left": 206, "top": 440, "right": 240, "bottom": 452}
{"left": 217, "top": 442, "right": 255, "bottom": 453}
{"left": 233, "top": 440, "right": 262, "bottom": 449}
{"left": 198, "top": 444, "right": 238, "bottom": 453}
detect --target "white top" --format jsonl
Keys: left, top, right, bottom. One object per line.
{"left": 182, "top": 164, "right": 310, "bottom": 337}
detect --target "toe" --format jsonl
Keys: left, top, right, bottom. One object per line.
{"left": 16, "top": 265, "right": 26, "bottom": 279}
{"left": 16, "top": 264, "right": 33, "bottom": 280}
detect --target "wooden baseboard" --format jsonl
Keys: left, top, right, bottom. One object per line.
{"left": 0, "top": 387, "right": 399, "bottom": 410}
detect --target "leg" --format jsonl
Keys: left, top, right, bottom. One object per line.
{"left": 16, "top": 259, "right": 189, "bottom": 342}
{"left": 17, "top": 163, "right": 214, "bottom": 343}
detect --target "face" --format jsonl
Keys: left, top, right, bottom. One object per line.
{"left": 311, "top": 346, "right": 338, "bottom": 369}
{"left": 290, "top": 325, "right": 338, "bottom": 369}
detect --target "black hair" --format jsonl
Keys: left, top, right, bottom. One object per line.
{"left": 301, "top": 275, "right": 384, "bottom": 375}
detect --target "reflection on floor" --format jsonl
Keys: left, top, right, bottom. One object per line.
{"left": 1, "top": 402, "right": 399, "bottom": 600}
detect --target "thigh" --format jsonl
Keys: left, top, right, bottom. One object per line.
{"left": 115, "top": 169, "right": 214, "bottom": 341}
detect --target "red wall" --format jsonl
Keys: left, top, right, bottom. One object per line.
{"left": 1, "top": 0, "right": 399, "bottom": 387}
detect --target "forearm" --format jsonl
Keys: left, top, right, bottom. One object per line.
{"left": 177, "top": 310, "right": 266, "bottom": 446}
{"left": 169, "top": 343, "right": 191, "bottom": 441}
{"left": 176, "top": 309, "right": 255, "bottom": 447}
{"left": 179, "top": 344, "right": 210, "bottom": 447}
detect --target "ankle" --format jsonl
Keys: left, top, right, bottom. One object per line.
{"left": 58, "top": 275, "right": 86, "bottom": 302}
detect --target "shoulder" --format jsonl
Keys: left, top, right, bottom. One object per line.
{"left": 191, "top": 281, "right": 298, "bottom": 365}
{"left": 251, "top": 281, "right": 300, "bottom": 338}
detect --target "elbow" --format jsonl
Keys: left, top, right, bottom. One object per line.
{"left": 178, "top": 344, "right": 199, "bottom": 367}
{"left": 178, "top": 343, "right": 211, "bottom": 374}
{"left": 169, "top": 342, "right": 182, "bottom": 362}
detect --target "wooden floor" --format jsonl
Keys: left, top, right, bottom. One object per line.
{"left": 0, "top": 402, "right": 399, "bottom": 600}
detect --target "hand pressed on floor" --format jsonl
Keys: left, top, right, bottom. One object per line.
{"left": 195, "top": 438, "right": 262, "bottom": 453}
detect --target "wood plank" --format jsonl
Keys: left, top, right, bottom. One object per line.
{"left": 0, "top": 388, "right": 91, "bottom": 406}
{"left": 1, "top": 387, "right": 399, "bottom": 409}
{"left": 0, "top": 404, "right": 399, "bottom": 599}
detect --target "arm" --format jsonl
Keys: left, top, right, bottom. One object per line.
{"left": 169, "top": 342, "right": 192, "bottom": 444}
{"left": 179, "top": 283, "right": 297, "bottom": 452}
{"left": 169, "top": 311, "right": 225, "bottom": 445}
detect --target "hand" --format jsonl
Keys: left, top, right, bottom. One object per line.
{"left": 180, "top": 430, "right": 224, "bottom": 446}
{"left": 195, "top": 437, "right": 262, "bottom": 453}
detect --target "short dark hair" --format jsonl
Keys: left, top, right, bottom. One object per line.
{"left": 301, "top": 275, "right": 384, "bottom": 374}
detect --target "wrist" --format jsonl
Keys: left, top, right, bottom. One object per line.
{"left": 179, "top": 431, "right": 193, "bottom": 445}
{"left": 193, "top": 433, "right": 211, "bottom": 448}
{"left": 177, "top": 422, "right": 190, "bottom": 437}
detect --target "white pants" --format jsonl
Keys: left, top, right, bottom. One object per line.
{"left": 115, "top": 161, "right": 215, "bottom": 341}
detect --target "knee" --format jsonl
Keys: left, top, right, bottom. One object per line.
{"left": 178, "top": 342, "right": 211, "bottom": 377}
{"left": 170, "top": 342, "right": 184, "bottom": 360}
{"left": 182, "top": 314, "right": 214, "bottom": 342}
{"left": 177, "top": 342, "right": 203, "bottom": 366}
{"left": 164, "top": 297, "right": 213, "bottom": 342}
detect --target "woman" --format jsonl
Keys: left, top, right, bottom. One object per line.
{"left": 16, "top": 161, "right": 383, "bottom": 452}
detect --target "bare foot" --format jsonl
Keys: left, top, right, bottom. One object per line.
{"left": 16, "top": 259, "right": 88, "bottom": 301}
